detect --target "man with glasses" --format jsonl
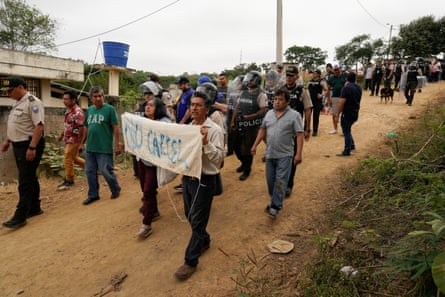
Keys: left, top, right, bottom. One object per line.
{"left": 1, "top": 77, "right": 45, "bottom": 229}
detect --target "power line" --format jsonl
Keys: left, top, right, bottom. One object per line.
{"left": 55, "top": 0, "right": 181, "bottom": 48}
{"left": 355, "top": 0, "right": 387, "bottom": 28}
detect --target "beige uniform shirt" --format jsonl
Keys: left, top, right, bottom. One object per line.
{"left": 301, "top": 89, "right": 313, "bottom": 109}
{"left": 7, "top": 93, "right": 44, "bottom": 142}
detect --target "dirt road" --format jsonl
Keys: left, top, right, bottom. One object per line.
{"left": 1, "top": 83, "right": 443, "bottom": 297}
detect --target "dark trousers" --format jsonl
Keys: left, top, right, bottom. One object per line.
{"left": 370, "top": 79, "right": 382, "bottom": 95}
{"left": 233, "top": 128, "right": 256, "bottom": 174}
{"left": 394, "top": 75, "right": 401, "bottom": 90}
{"left": 138, "top": 161, "right": 158, "bottom": 225}
{"left": 12, "top": 138, "right": 45, "bottom": 220}
{"left": 312, "top": 103, "right": 323, "bottom": 133}
{"left": 341, "top": 114, "right": 356, "bottom": 154}
{"left": 364, "top": 79, "right": 372, "bottom": 90}
{"left": 227, "top": 130, "right": 235, "bottom": 155}
{"left": 182, "top": 174, "right": 216, "bottom": 267}
{"left": 287, "top": 139, "right": 299, "bottom": 190}
{"left": 405, "top": 82, "right": 417, "bottom": 105}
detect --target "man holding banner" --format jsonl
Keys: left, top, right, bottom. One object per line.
{"left": 174, "top": 91, "right": 224, "bottom": 281}
{"left": 121, "top": 90, "right": 224, "bottom": 281}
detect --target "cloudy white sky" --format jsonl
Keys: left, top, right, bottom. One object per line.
{"left": 27, "top": 0, "right": 445, "bottom": 76}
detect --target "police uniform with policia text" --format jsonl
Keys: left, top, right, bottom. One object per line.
{"left": 1, "top": 77, "right": 45, "bottom": 229}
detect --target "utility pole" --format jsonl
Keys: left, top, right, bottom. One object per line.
{"left": 276, "top": 0, "right": 283, "bottom": 65}
{"left": 386, "top": 23, "right": 393, "bottom": 60}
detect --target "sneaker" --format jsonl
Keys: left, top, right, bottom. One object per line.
{"left": 328, "top": 130, "right": 337, "bottom": 135}
{"left": 137, "top": 224, "right": 152, "bottom": 239}
{"left": 57, "top": 180, "right": 74, "bottom": 189}
{"left": 174, "top": 264, "right": 197, "bottom": 281}
{"left": 174, "top": 184, "right": 183, "bottom": 191}
{"left": 3, "top": 218, "right": 27, "bottom": 229}
{"left": 268, "top": 207, "right": 278, "bottom": 219}
{"left": 236, "top": 165, "right": 244, "bottom": 173}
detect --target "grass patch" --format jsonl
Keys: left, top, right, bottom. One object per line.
{"left": 233, "top": 95, "right": 445, "bottom": 296}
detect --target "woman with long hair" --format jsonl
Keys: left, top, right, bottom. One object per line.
{"left": 137, "top": 96, "right": 171, "bottom": 238}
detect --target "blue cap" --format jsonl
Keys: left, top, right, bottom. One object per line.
{"left": 197, "top": 75, "right": 212, "bottom": 85}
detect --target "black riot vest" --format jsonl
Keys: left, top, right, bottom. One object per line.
{"left": 237, "top": 88, "right": 263, "bottom": 130}
{"left": 373, "top": 65, "right": 383, "bottom": 80}
{"left": 238, "top": 88, "right": 261, "bottom": 116}
{"left": 395, "top": 64, "right": 402, "bottom": 77}
{"left": 308, "top": 79, "right": 323, "bottom": 103}
{"left": 287, "top": 85, "right": 304, "bottom": 116}
{"left": 264, "top": 88, "right": 275, "bottom": 109}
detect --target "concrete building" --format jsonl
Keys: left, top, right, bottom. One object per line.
{"left": 0, "top": 48, "right": 85, "bottom": 182}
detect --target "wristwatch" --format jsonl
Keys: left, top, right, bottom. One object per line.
{"left": 28, "top": 146, "right": 36, "bottom": 150}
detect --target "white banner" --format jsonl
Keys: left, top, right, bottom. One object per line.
{"left": 121, "top": 112, "right": 202, "bottom": 179}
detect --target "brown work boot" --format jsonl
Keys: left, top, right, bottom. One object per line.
{"left": 174, "top": 264, "right": 196, "bottom": 280}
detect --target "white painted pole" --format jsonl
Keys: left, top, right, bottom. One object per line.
{"left": 276, "top": 0, "right": 283, "bottom": 64}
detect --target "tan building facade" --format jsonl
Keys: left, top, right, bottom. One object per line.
{"left": 0, "top": 48, "right": 85, "bottom": 182}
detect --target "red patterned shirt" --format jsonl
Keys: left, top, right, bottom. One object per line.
{"left": 64, "top": 105, "right": 85, "bottom": 144}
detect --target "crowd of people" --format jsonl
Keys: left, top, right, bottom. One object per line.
{"left": 1, "top": 56, "right": 437, "bottom": 279}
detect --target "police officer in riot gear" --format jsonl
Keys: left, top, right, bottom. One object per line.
{"left": 231, "top": 71, "right": 268, "bottom": 181}
{"left": 405, "top": 62, "right": 419, "bottom": 106}
{"left": 264, "top": 70, "right": 280, "bottom": 109}
{"left": 226, "top": 75, "right": 244, "bottom": 156}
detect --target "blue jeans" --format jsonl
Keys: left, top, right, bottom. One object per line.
{"left": 341, "top": 113, "right": 356, "bottom": 154}
{"left": 266, "top": 157, "right": 292, "bottom": 210}
{"left": 85, "top": 152, "right": 120, "bottom": 199}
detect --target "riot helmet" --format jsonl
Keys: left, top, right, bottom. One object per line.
{"left": 408, "top": 62, "right": 418, "bottom": 71}
{"left": 138, "top": 81, "right": 162, "bottom": 97}
{"left": 243, "top": 71, "right": 262, "bottom": 88}
{"left": 195, "top": 82, "right": 218, "bottom": 102}
{"left": 265, "top": 70, "right": 279, "bottom": 90}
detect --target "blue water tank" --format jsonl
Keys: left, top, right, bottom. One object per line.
{"left": 103, "top": 41, "right": 129, "bottom": 67}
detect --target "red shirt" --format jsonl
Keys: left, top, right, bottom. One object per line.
{"left": 64, "top": 105, "right": 84, "bottom": 144}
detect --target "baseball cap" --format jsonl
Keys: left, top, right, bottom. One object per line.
{"left": 286, "top": 66, "right": 298, "bottom": 75}
{"left": 333, "top": 65, "right": 340, "bottom": 70}
{"left": 311, "top": 69, "right": 321, "bottom": 75}
{"left": 1, "top": 77, "right": 27, "bottom": 90}
{"left": 277, "top": 63, "right": 283, "bottom": 69}
{"left": 176, "top": 76, "right": 190, "bottom": 84}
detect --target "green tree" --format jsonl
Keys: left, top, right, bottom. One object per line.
{"left": 335, "top": 34, "right": 384, "bottom": 69}
{"left": 397, "top": 15, "right": 443, "bottom": 59}
{"left": 284, "top": 45, "right": 327, "bottom": 70}
{"left": 0, "top": 0, "right": 57, "bottom": 53}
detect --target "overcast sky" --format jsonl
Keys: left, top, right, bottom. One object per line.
{"left": 26, "top": 0, "right": 445, "bottom": 76}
